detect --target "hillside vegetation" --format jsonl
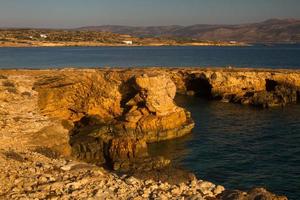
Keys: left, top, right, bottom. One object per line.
{"left": 0, "top": 29, "right": 247, "bottom": 47}
{"left": 78, "top": 19, "right": 300, "bottom": 43}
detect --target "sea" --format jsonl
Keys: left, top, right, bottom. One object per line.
{"left": 0, "top": 45, "right": 299, "bottom": 69}
{"left": 0, "top": 44, "right": 299, "bottom": 199}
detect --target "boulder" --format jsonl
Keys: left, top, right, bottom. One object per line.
{"left": 217, "top": 188, "right": 288, "bottom": 200}
{"left": 135, "top": 74, "right": 177, "bottom": 116}
{"left": 120, "top": 74, "right": 194, "bottom": 142}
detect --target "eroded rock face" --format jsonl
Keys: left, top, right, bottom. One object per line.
{"left": 108, "top": 137, "right": 149, "bottom": 170}
{"left": 135, "top": 74, "right": 177, "bottom": 116}
{"left": 0, "top": 68, "right": 296, "bottom": 199}
{"left": 60, "top": 73, "right": 194, "bottom": 171}
{"left": 172, "top": 70, "right": 300, "bottom": 108}
{"left": 33, "top": 71, "right": 123, "bottom": 121}
{"left": 120, "top": 74, "right": 194, "bottom": 142}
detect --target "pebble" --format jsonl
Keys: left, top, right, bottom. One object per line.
{"left": 125, "top": 176, "right": 139, "bottom": 185}
{"left": 0, "top": 149, "right": 228, "bottom": 200}
{"left": 188, "top": 194, "right": 205, "bottom": 200}
{"left": 213, "top": 185, "right": 225, "bottom": 195}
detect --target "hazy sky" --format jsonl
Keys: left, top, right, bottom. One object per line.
{"left": 0, "top": 0, "right": 299, "bottom": 28}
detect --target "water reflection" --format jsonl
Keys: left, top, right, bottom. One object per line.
{"left": 149, "top": 94, "right": 300, "bottom": 200}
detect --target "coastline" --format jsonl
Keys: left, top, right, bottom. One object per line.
{"left": 0, "top": 67, "right": 296, "bottom": 199}
{"left": 0, "top": 41, "right": 250, "bottom": 48}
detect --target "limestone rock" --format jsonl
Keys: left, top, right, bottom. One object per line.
{"left": 121, "top": 74, "right": 194, "bottom": 142}
{"left": 0, "top": 68, "right": 296, "bottom": 200}
{"left": 108, "top": 137, "right": 148, "bottom": 163}
{"left": 67, "top": 73, "right": 194, "bottom": 170}
{"left": 135, "top": 74, "right": 177, "bottom": 116}
{"left": 34, "top": 71, "right": 123, "bottom": 121}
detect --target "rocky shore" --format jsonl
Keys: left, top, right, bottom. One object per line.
{"left": 1, "top": 67, "right": 297, "bottom": 199}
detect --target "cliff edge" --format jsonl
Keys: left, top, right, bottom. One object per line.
{"left": 0, "top": 67, "right": 295, "bottom": 199}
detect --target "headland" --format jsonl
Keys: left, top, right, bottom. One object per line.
{"left": 1, "top": 67, "right": 297, "bottom": 199}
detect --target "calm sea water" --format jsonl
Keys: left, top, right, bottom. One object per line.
{"left": 0, "top": 45, "right": 300, "bottom": 69}
{"left": 150, "top": 95, "right": 300, "bottom": 200}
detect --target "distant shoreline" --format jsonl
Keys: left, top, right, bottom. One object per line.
{"left": 2, "top": 42, "right": 299, "bottom": 48}
{"left": 0, "top": 41, "right": 250, "bottom": 48}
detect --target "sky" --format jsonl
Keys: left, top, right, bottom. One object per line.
{"left": 0, "top": 0, "right": 299, "bottom": 28}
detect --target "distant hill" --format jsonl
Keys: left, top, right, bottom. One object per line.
{"left": 77, "top": 19, "right": 300, "bottom": 43}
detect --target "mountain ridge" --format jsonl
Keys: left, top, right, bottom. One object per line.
{"left": 76, "top": 19, "right": 300, "bottom": 43}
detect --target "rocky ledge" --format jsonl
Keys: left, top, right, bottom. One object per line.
{"left": 0, "top": 149, "right": 287, "bottom": 200}
{"left": 1, "top": 67, "right": 297, "bottom": 199}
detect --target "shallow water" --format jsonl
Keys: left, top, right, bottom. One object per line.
{"left": 149, "top": 95, "right": 300, "bottom": 200}
{"left": 0, "top": 45, "right": 300, "bottom": 69}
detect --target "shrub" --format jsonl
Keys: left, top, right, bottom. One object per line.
{"left": 2, "top": 80, "right": 15, "bottom": 87}
{"left": 0, "top": 74, "right": 8, "bottom": 79}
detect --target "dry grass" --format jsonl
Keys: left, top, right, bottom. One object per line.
{"left": 0, "top": 75, "right": 8, "bottom": 79}
{"left": 3, "top": 151, "right": 25, "bottom": 162}
{"left": 2, "top": 80, "right": 15, "bottom": 87}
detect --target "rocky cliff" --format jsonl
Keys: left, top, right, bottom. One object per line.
{"left": 1, "top": 67, "right": 297, "bottom": 199}
{"left": 171, "top": 68, "right": 300, "bottom": 108}
{"left": 32, "top": 70, "right": 194, "bottom": 171}
{"left": 2, "top": 68, "right": 299, "bottom": 158}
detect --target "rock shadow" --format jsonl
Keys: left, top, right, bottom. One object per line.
{"left": 265, "top": 79, "right": 278, "bottom": 92}
{"left": 185, "top": 73, "right": 212, "bottom": 98}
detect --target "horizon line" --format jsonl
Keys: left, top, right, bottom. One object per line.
{"left": 0, "top": 18, "right": 299, "bottom": 30}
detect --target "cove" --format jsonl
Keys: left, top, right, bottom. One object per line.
{"left": 149, "top": 94, "right": 300, "bottom": 200}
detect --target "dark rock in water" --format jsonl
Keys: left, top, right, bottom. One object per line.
{"left": 221, "top": 83, "right": 298, "bottom": 108}
{"left": 246, "top": 84, "right": 297, "bottom": 108}
{"left": 217, "top": 189, "right": 247, "bottom": 200}
{"left": 172, "top": 70, "right": 300, "bottom": 109}
{"left": 217, "top": 188, "right": 288, "bottom": 200}
{"left": 247, "top": 188, "right": 288, "bottom": 200}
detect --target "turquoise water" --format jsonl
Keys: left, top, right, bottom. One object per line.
{"left": 150, "top": 95, "right": 300, "bottom": 200}
{"left": 0, "top": 45, "right": 300, "bottom": 69}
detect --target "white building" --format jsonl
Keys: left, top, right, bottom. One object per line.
{"left": 40, "top": 34, "right": 48, "bottom": 39}
{"left": 122, "top": 40, "right": 133, "bottom": 45}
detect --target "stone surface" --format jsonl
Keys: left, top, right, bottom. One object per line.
{"left": 108, "top": 137, "right": 148, "bottom": 161}
{"left": 217, "top": 188, "right": 288, "bottom": 200}
{"left": 0, "top": 68, "right": 295, "bottom": 199}
{"left": 171, "top": 68, "right": 300, "bottom": 108}
{"left": 66, "top": 73, "right": 194, "bottom": 171}
{"left": 135, "top": 74, "right": 177, "bottom": 115}
{"left": 0, "top": 149, "right": 225, "bottom": 199}
{"left": 120, "top": 74, "right": 194, "bottom": 142}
